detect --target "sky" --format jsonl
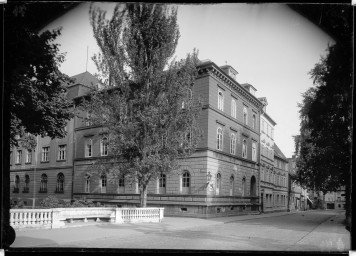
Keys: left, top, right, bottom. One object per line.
{"left": 43, "top": 3, "right": 333, "bottom": 158}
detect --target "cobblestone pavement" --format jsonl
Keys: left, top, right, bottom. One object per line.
{"left": 10, "top": 209, "right": 350, "bottom": 252}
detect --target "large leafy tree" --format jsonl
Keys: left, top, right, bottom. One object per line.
{"left": 5, "top": 3, "right": 75, "bottom": 148}
{"left": 293, "top": 5, "right": 352, "bottom": 223}
{"left": 81, "top": 3, "right": 202, "bottom": 207}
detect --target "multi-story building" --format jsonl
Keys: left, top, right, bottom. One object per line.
{"left": 323, "top": 186, "right": 346, "bottom": 210}
{"left": 272, "top": 144, "right": 289, "bottom": 212}
{"left": 10, "top": 71, "right": 99, "bottom": 208}
{"left": 287, "top": 155, "right": 309, "bottom": 211}
{"left": 11, "top": 60, "right": 265, "bottom": 217}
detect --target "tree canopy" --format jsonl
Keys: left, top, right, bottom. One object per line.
{"left": 5, "top": 3, "right": 74, "bottom": 148}
{"left": 293, "top": 5, "right": 352, "bottom": 195}
{"left": 82, "top": 3, "right": 203, "bottom": 207}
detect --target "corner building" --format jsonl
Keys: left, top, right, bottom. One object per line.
{"left": 72, "top": 61, "right": 264, "bottom": 217}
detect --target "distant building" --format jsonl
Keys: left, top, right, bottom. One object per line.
{"left": 287, "top": 155, "right": 310, "bottom": 211}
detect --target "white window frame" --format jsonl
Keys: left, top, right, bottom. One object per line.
{"left": 16, "top": 150, "right": 22, "bottom": 164}
{"left": 231, "top": 98, "right": 236, "bottom": 118}
{"left": 42, "top": 147, "right": 49, "bottom": 162}
{"left": 218, "top": 90, "right": 224, "bottom": 111}
{"left": 85, "top": 176, "right": 90, "bottom": 193}
{"left": 217, "top": 127, "right": 223, "bottom": 151}
{"left": 252, "top": 141, "right": 257, "bottom": 161}
{"left": 242, "top": 139, "right": 247, "bottom": 158}
{"left": 230, "top": 133, "right": 236, "bottom": 155}
{"left": 58, "top": 145, "right": 66, "bottom": 160}
{"left": 243, "top": 106, "right": 248, "bottom": 125}
{"left": 100, "top": 174, "right": 107, "bottom": 193}
{"left": 26, "top": 149, "right": 32, "bottom": 163}
{"left": 100, "top": 137, "right": 108, "bottom": 156}
{"left": 85, "top": 139, "right": 93, "bottom": 158}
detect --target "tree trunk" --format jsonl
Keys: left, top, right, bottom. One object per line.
{"left": 140, "top": 185, "right": 147, "bottom": 208}
{"left": 345, "top": 180, "right": 351, "bottom": 231}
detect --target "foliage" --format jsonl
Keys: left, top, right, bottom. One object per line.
{"left": 293, "top": 5, "right": 352, "bottom": 195}
{"left": 38, "top": 195, "right": 99, "bottom": 208}
{"left": 81, "top": 3, "right": 203, "bottom": 207}
{"left": 4, "top": 3, "right": 74, "bottom": 148}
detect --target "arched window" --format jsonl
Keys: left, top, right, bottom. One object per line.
{"left": 85, "top": 175, "right": 90, "bottom": 193}
{"left": 218, "top": 91, "right": 224, "bottom": 111}
{"left": 182, "top": 171, "right": 190, "bottom": 194}
{"left": 24, "top": 174, "right": 30, "bottom": 193}
{"left": 101, "top": 137, "right": 109, "bottom": 156}
{"left": 242, "top": 139, "right": 247, "bottom": 158}
{"left": 56, "top": 173, "right": 65, "bottom": 193}
{"left": 100, "top": 174, "right": 107, "bottom": 193}
{"left": 159, "top": 173, "right": 166, "bottom": 194}
{"left": 40, "top": 174, "right": 47, "bottom": 193}
{"left": 243, "top": 106, "right": 248, "bottom": 125}
{"left": 217, "top": 127, "right": 223, "bottom": 150}
{"left": 230, "top": 133, "right": 236, "bottom": 155}
{"left": 216, "top": 173, "right": 221, "bottom": 195}
{"left": 231, "top": 99, "right": 236, "bottom": 118}
{"left": 119, "top": 175, "right": 125, "bottom": 193}
{"left": 242, "top": 177, "right": 246, "bottom": 197}
{"left": 229, "top": 175, "right": 234, "bottom": 196}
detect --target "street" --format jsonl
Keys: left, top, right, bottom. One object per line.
{"left": 10, "top": 209, "right": 349, "bottom": 252}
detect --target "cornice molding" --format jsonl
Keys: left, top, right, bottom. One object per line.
{"left": 197, "top": 64, "right": 264, "bottom": 109}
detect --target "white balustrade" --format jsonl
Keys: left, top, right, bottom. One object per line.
{"left": 10, "top": 207, "right": 164, "bottom": 229}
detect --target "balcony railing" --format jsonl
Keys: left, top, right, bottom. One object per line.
{"left": 10, "top": 207, "right": 164, "bottom": 230}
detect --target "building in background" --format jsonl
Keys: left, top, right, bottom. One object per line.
{"left": 10, "top": 71, "right": 100, "bottom": 208}
{"left": 272, "top": 144, "right": 289, "bottom": 212}
{"left": 287, "top": 155, "right": 310, "bottom": 211}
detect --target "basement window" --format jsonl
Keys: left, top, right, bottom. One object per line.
{"left": 180, "top": 207, "right": 187, "bottom": 212}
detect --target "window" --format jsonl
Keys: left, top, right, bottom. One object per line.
{"left": 42, "top": 147, "right": 49, "bottom": 162}
{"left": 252, "top": 115, "right": 256, "bottom": 129}
{"left": 182, "top": 171, "right": 190, "bottom": 194}
{"left": 159, "top": 173, "right": 166, "bottom": 194}
{"left": 229, "top": 175, "right": 234, "bottom": 196}
{"left": 230, "top": 133, "right": 236, "bottom": 155}
{"left": 243, "top": 106, "right": 248, "bottom": 125}
{"left": 261, "top": 169, "right": 264, "bottom": 181}
{"left": 267, "top": 125, "right": 270, "bottom": 137}
{"left": 242, "top": 139, "right": 247, "bottom": 158}
{"left": 56, "top": 173, "right": 64, "bottom": 193}
{"left": 16, "top": 150, "right": 22, "bottom": 164}
{"left": 231, "top": 99, "right": 236, "bottom": 118}
{"left": 100, "top": 174, "right": 107, "bottom": 193}
{"left": 252, "top": 142, "right": 257, "bottom": 161}
{"left": 85, "top": 139, "right": 93, "bottom": 157}
{"left": 14, "top": 175, "right": 20, "bottom": 193}
{"left": 26, "top": 149, "right": 32, "bottom": 163}
{"left": 23, "top": 174, "right": 30, "bottom": 193}
{"left": 85, "top": 112, "right": 92, "bottom": 126}
{"left": 217, "top": 127, "right": 223, "bottom": 150}
{"left": 85, "top": 176, "right": 90, "bottom": 193}
{"left": 10, "top": 151, "right": 12, "bottom": 165}
{"left": 216, "top": 173, "right": 221, "bottom": 195}
{"left": 119, "top": 175, "right": 125, "bottom": 193}
{"left": 261, "top": 120, "right": 265, "bottom": 132}
{"left": 101, "top": 137, "right": 108, "bottom": 156}
{"left": 58, "top": 145, "right": 66, "bottom": 160}
{"left": 40, "top": 174, "right": 47, "bottom": 193}
{"left": 242, "top": 177, "right": 246, "bottom": 197}
{"left": 271, "top": 128, "right": 274, "bottom": 140}
{"left": 218, "top": 91, "right": 224, "bottom": 111}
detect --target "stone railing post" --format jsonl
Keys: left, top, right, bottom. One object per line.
{"left": 159, "top": 208, "right": 164, "bottom": 222}
{"left": 51, "top": 208, "right": 64, "bottom": 229}
{"left": 114, "top": 208, "right": 124, "bottom": 223}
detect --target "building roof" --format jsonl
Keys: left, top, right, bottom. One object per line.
{"left": 67, "top": 71, "right": 100, "bottom": 88}
{"left": 274, "top": 143, "right": 288, "bottom": 161}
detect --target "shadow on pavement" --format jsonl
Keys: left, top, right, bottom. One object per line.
{"left": 11, "top": 235, "right": 58, "bottom": 248}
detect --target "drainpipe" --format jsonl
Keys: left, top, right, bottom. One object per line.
{"left": 71, "top": 106, "right": 76, "bottom": 202}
